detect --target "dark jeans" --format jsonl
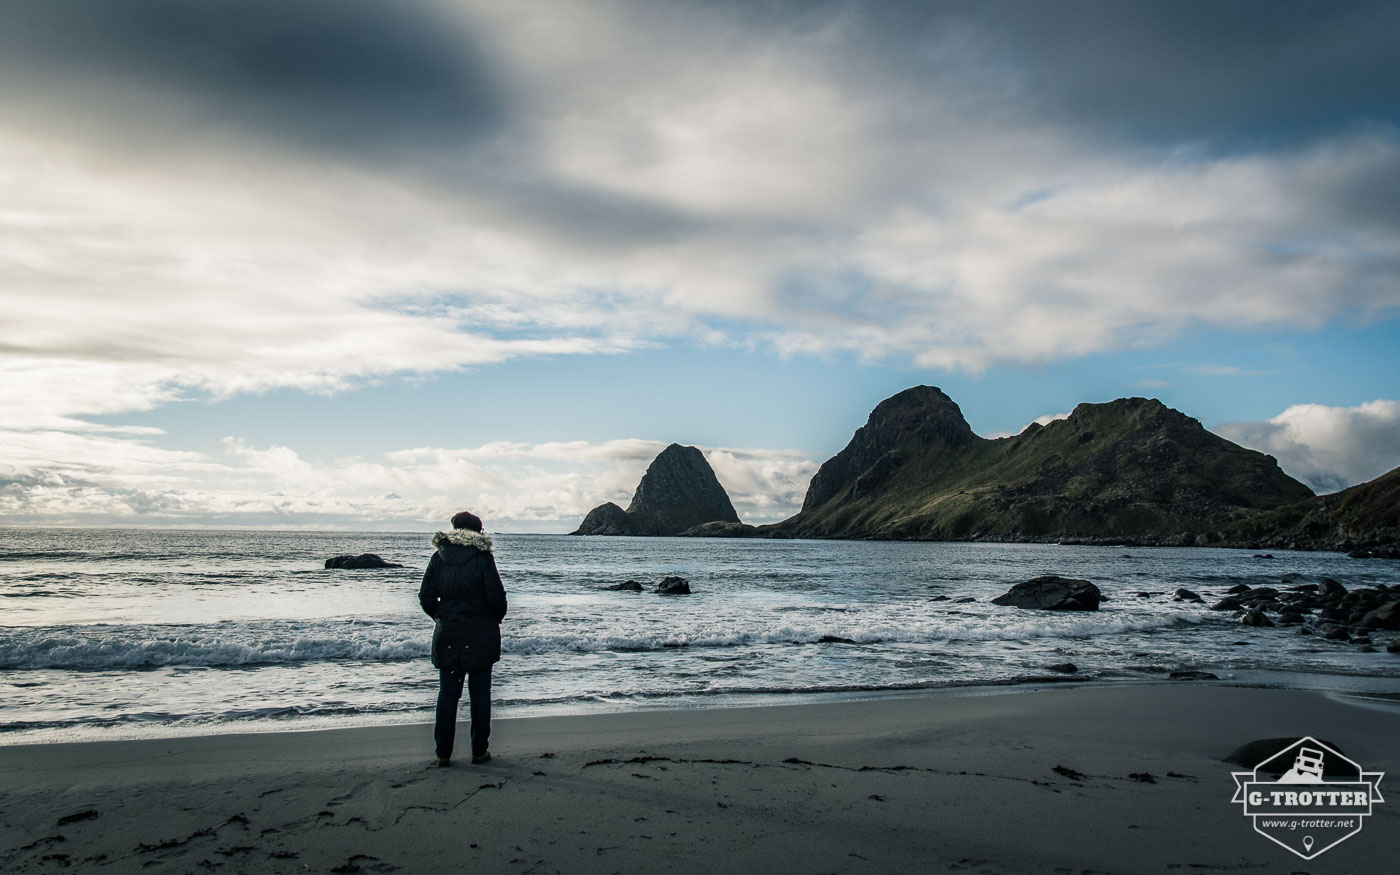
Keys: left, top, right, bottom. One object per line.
{"left": 435, "top": 666, "right": 492, "bottom": 760}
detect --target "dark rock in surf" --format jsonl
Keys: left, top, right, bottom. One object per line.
{"left": 818, "top": 635, "right": 857, "bottom": 644}
{"left": 605, "top": 580, "right": 644, "bottom": 591}
{"left": 1241, "top": 610, "right": 1274, "bottom": 627}
{"left": 1170, "top": 670, "right": 1219, "bottom": 680}
{"left": 1360, "top": 601, "right": 1400, "bottom": 631}
{"left": 656, "top": 576, "right": 692, "bottom": 595}
{"left": 1318, "top": 579, "right": 1347, "bottom": 598}
{"left": 1045, "top": 663, "right": 1079, "bottom": 673}
{"left": 1174, "top": 588, "right": 1203, "bottom": 603}
{"left": 325, "top": 553, "right": 403, "bottom": 569}
{"left": 992, "top": 576, "right": 1101, "bottom": 612}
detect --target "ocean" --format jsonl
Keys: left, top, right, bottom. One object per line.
{"left": 3, "top": 528, "right": 1399, "bottom": 743}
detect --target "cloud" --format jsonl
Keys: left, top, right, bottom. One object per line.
{"left": 1213, "top": 400, "right": 1400, "bottom": 493}
{"left": 1, "top": 1, "right": 1398, "bottom": 432}
{"left": 987, "top": 410, "right": 1072, "bottom": 440}
{"left": 1, "top": 1, "right": 1398, "bottom": 531}
{"left": 0, "top": 0, "right": 507, "bottom": 160}
{"left": 0, "top": 431, "right": 817, "bottom": 530}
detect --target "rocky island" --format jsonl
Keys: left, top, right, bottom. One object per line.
{"left": 573, "top": 443, "right": 743, "bottom": 536}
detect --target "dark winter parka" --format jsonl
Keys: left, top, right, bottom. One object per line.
{"left": 418, "top": 529, "right": 507, "bottom": 673}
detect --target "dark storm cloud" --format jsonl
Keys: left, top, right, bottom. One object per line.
{"left": 0, "top": 0, "right": 507, "bottom": 157}
{"left": 803, "top": 0, "right": 1400, "bottom": 148}
{"left": 0, "top": 0, "right": 707, "bottom": 246}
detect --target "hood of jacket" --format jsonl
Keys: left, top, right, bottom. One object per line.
{"left": 432, "top": 528, "right": 493, "bottom": 565}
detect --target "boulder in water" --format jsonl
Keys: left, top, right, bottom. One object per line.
{"left": 325, "top": 554, "right": 403, "bottom": 569}
{"left": 991, "top": 576, "right": 1100, "bottom": 611}
{"left": 1360, "top": 600, "right": 1400, "bottom": 631}
{"left": 656, "top": 576, "right": 692, "bottom": 595}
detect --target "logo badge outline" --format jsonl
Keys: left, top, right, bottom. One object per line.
{"left": 1230, "top": 736, "right": 1385, "bottom": 860}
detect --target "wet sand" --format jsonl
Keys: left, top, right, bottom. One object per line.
{"left": 2, "top": 684, "right": 1397, "bottom": 873}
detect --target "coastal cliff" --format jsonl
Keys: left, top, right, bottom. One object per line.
{"left": 1220, "top": 465, "right": 1400, "bottom": 555}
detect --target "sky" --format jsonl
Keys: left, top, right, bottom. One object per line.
{"left": 2, "top": 0, "right": 1398, "bottom": 533}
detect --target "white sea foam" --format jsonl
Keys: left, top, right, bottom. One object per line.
{"left": 0, "top": 611, "right": 1194, "bottom": 668}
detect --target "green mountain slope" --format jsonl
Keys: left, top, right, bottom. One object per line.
{"left": 767, "top": 386, "right": 1315, "bottom": 543}
{"left": 1220, "top": 465, "right": 1400, "bottom": 553}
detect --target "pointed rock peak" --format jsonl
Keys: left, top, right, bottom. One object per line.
{"left": 654, "top": 443, "right": 702, "bottom": 462}
{"left": 628, "top": 445, "right": 738, "bottom": 524}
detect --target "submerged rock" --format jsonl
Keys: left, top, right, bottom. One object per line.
{"left": 325, "top": 554, "right": 403, "bottom": 569}
{"left": 1045, "top": 663, "right": 1079, "bottom": 674}
{"left": 604, "top": 580, "right": 644, "bottom": 591}
{"left": 991, "top": 576, "right": 1101, "bottom": 611}
{"left": 1169, "top": 670, "right": 1219, "bottom": 680}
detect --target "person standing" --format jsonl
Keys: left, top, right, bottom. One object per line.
{"left": 418, "top": 511, "right": 507, "bottom": 766}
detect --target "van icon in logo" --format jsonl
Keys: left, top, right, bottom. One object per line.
{"left": 1230, "top": 737, "right": 1385, "bottom": 859}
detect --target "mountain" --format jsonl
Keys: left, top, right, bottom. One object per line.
{"left": 767, "top": 386, "right": 1314, "bottom": 543}
{"left": 1220, "top": 465, "right": 1400, "bottom": 554}
{"left": 573, "top": 444, "right": 741, "bottom": 536}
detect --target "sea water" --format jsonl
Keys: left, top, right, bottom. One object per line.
{"left": 3, "top": 528, "right": 1399, "bottom": 742}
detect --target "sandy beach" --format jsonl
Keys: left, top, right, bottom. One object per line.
{"left": 2, "top": 684, "right": 1397, "bottom": 874}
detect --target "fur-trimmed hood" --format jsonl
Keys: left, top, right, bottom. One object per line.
{"left": 433, "top": 528, "right": 493, "bottom": 553}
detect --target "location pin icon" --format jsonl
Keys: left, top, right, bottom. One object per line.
{"left": 1303, "top": 836, "right": 1315, "bottom": 853}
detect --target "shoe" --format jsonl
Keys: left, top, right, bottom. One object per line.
{"left": 471, "top": 752, "right": 491, "bottom": 764}
{"left": 432, "top": 757, "right": 451, "bottom": 767}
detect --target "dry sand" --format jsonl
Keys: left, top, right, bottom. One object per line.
{"left": 2, "top": 684, "right": 1397, "bottom": 873}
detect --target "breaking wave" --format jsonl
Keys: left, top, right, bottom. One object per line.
{"left": 0, "top": 611, "right": 1195, "bottom": 669}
